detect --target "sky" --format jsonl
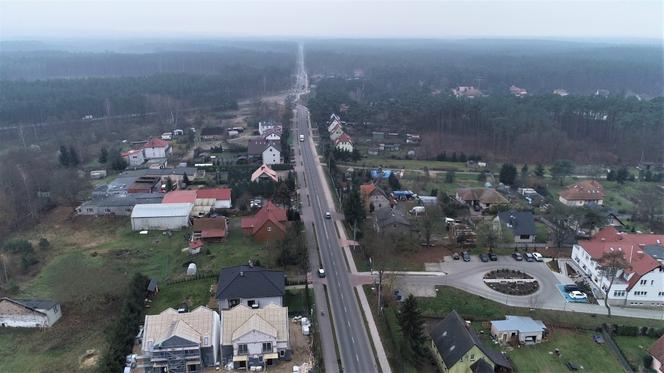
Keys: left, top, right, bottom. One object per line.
{"left": 1, "top": 0, "right": 662, "bottom": 40}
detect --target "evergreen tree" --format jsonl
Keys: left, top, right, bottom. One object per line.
{"left": 58, "top": 145, "right": 70, "bottom": 167}
{"left": 98, "top": 146, "right": 108, "bottom": 164}
{"left": 343, "top": 188, "right": 365, "bottom": 227}
{"left": 182, "top": 172, "right": 190, "bottom": 186}
{"left": 616, "top": 167, "right": 630, "bottom": 184}
{"left": 534, "top": 164, "right": 546, "bottom": 177}
{"left": 165, "top": 177, "right": 175, "bottom": 192}
{"left": 109, "top": 150, "right": 128, "bottom": 171}
{"left": 450, "top": 152, "right": 458, "bottom": 162}
{"left": 398, "top": 294, "right": 427, "bottom": 363}
{"left": 388, "top": 172, "right": 401, "bottom": 190}
{"left": 499, "top": 163, "right": 517, "bottom": 185}
{"left": 606, "top": 169, "right": 616, "bottom": 181}
{"left": 550, "top": 159, "right": 575, "bottom": 185}
{"left": 68, "top": 145, "right": 80, "bottom": 166}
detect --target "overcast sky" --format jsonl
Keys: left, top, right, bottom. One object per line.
{"left": 1, "top": 0, "right": 662, "bottom": 40}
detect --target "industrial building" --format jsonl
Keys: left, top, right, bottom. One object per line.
{"left": 131, "top": 203, "right": 193, "bottom": 231}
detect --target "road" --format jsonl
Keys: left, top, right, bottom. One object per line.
{"left": 293, "top": 45, "right": 379, "bottom": 372}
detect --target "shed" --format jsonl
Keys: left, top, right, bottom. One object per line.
{"left": 491, "top": 315, "right": 546, "bottom": 345}
{"left": 131, "top": 203, "right": 193, "bottom": 231}
{"left": 187, "top": 263, "right": 197, "bottom": 276}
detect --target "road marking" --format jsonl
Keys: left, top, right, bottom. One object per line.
{"left": 355, "top": 354, "right": 360, "bottom": 363}
{"left": 344, "top": 306, "right": 347, "bottom": 312}
{"left": 347, "top": 320, "right": 351, "bottom": 328}
{"left": 351, "top": 336, "right": 355, "bottom": 344}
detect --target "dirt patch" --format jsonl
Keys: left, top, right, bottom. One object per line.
{"left": 266, "top": 322, "right": 315, "bottom": 373}
{"left": 409, "top": 245, "right": 454, "bottom": 264}
{"left": 79, "top": 349, "right": 99, "bottom": 369}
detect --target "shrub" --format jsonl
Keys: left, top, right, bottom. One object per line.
{"left": 643, "top": 355, "right": 653, "bottom": 370}
{"left": 615, "top": 325, "right": 639, "bottom": 336}
{"left": 38, "top": 238, "right": 50, "bottom": 251}
{"left": 3, "top": 239, "right": 33, "bottom": 253}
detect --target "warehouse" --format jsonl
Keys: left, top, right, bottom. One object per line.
{"left": 131, "top": 203, "right": 193, "bottom": 231}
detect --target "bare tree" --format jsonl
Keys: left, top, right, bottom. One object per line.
{"left": 419, "top": 205, "right": 441, "bottom": 246}
{"left": 599, "top": 251, "right": 630, "bottom": 317}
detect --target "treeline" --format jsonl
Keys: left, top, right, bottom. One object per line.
{"left": 305, "top": 40, "right": 663, "bottom": 96}
{"left": 309, "top": 78, "right": 664, "bottom": 163}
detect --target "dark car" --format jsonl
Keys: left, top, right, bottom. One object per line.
{"left": 488, "top": 252, "right": 498, "bottom": 261}
{"left": 564, "top": 284, "right": 580, "bottom": 293}
{"left": 452, "top": 252, "right": 460, "bottom": 260}
{"left": 479, "top": 253, "right": 489, "bottom": 262}
{"left": 512, "top": 252, "right": 523, "bottom": 261}
{"left": 462, "top": 251, "right": 471, "bottom": 262}
{"left": 566, "top": 361, "right": 579, "bottom": 371}
{"left": 524, "top": 253, "right": 535, "bottom": 262}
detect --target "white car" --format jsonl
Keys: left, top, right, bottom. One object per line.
{"left": 569, "top": 291, "right": 588, "bottom": 300}
{"left": 532, "top": 252, "right": 543, "bottom": 262}
{"left": 325, "top": 211, "right": 331, "bottom": 219}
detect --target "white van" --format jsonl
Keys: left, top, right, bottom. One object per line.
{"left": 299, "top": 134, "right": 305, "bottom": 142}
{"left": 409, "top": 206, "right": 425, "bottom": 215}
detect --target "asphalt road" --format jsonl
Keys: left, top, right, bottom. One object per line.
{"left": 293, "top": 45, "right": 378, "bottom": 373}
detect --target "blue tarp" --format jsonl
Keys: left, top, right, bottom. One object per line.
{"left": 556, "top": 284, "right": 589, "bottom": 303}
{"left": 371, "top": 169, "right": 393, "bottom": 179}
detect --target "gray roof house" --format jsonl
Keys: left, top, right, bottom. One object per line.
{"left": 76, "top": 193, "right": 164, "bottom": 216}
{"left": 491, "top": 315, "right": 547, "bottom": 345}
{"left": 495, "top": 210, "right": 537, "bottom": 244}
{"left": 430, "top": 310, "right": 512, "bottom": 373}
{"left": 0, "top": 297, "right": 62, "bottom": 328}
{"left": 216, "top": 265, "right": 285, "bottom": 310}
{"left": 373, "top": 207, "right": 412, "bottom": 233}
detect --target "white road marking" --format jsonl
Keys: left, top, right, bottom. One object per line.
{"left": 351, "top": 337, "right": 355, "bottom": 344}
{"left": 355, "top": 354, "right": 360, "bottom": 363}
{"left": 344, "top": 306, "right": 348, "bottom": 312}
{"left": 347, "top": 320, "right": 351, "bottom": 328}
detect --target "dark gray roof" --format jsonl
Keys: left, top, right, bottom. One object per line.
{"left": 247, "top": 139, "right": 279, "bottom": 156}
{"left": 498, "top": 210, "right": 536, "bottom": 236}
{"left": 645, "top": 245, "right": 664, "bottom": 261}
{"left": 123, "top": 167, "right": 196, "bottom": 178}
{"left": 471, "top": 358, "right": 495, "bottom": 373}
{"left": 375, "top": 207, "right": 411, "bottom": 228}
{"left": 15, "top": 299, "right": 58, "bottom": 310}
{"left": 216, "top": 265, "right": 285, "bottom": 300}
{"left": 147, "top": 279, "right": 158, "bottom": 292}
{"left": 84, "top": 193, "right": 163, "bottom": 208}
{"left": 430, "top": 310, "right": 511, "bottom": 370}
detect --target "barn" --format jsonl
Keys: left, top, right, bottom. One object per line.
{"left": 131, "top": 203, "right": 193, "bottom": 231}
{"left": 0, "top": 298, "right": 62, "bottom": 328}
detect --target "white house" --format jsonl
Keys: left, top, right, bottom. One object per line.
{"left": 261, "top": 127, "right": 282, "bottom": 141}
{"left": 262, "top": 144, "right": 281, "bottom": 165}
{"left": 121, "top": 149, "right": 145, "bottom": 167}
{"left": 334, "top": 133, "right": 353, "bottom": 153}
{"left": 196, "top": 188, "right": 232, "bottom": 209}
{"left": 571, "top": 227, "right": 664, "bottom": 308}
{"left": 327, "top": 118, "right": 342, "bottom": 134}
{"left": 329, "top": 122, "right": 344, "bottom": 141}
{"left": 221, "top": 304, "right": 291, "bottom": 370}
{"left": 143, "top": 138, "right": 172, "bottom": 159}
{"left": 0, "top": 298, "right": 62, "bottom": 328}
{"left": 258, "top": 121, "right": 281, "bottom": 136}
{"left": 141, "top": 306, "right": 220, "bottom": 372}
{"left": 248, "top": 139, "right": 281, "bottom": 165}
{"left": 130, "top": 203, "right": 193, "bottom": 231}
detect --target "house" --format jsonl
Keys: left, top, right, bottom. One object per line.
{"left": 490, "top": 316, "right": 546, "bottom": 345}
{"left": 262, "top": 127, "right": 282, "bottom": 141}
{"left": 216, "top": 265, "right": 285, "bottom": 310}
{"left": 648, "top": 335, "right": 664, "bottom": 372}
{"left": 121, "top": 149, "right": 146, "bottom": 167}
{"left": 430, "top": 310, "right": 512, "bottom": 373}
{"left": 248, "top": 139, "right": 281, "bottom": 165}
{"left": 509, "top": 85, "right": 527, "bottom": 97}
{"left": 192, "top": 217, "right": 228, "bottom": 242}
{"left": 367, "top": 147, "right": 380, "bottom": 156}
{"left": 0, "top": 298, "right": 62, "bottom": 328}
{"left": 329, "top": 122, "right": 344, "bottom": 141}
{"left": 494, "top": 211, "right": 537, "bottom": 244}
{"left": 374, "top": 207, "right": 412, "bottom": 233}
{"left": 143, "top": 138, "right": 172, "bottom": 159}
{"left": 241, "top": 201, "right": 288, "bottom": 242}
{"left": 334, "top": 133, "right": 354, "bottom": 153}
{"left": 360, "top": 183, "right": 391, "bottom": 211}
{"left": 196, "top": 188, "right": 232, "bottom": 209}
{"left": 571, "top": 226, "right": 664, "bottom": 308}
{"left": 131, "top": 203, "right": 193, "bottom": 231}
{"left": 200, "top": 127, "right": 226, "bottom": 140}
{"left": 251, "top": 164, "right": 279, "bottom": 183}
{"left": 258, "top": 121, "right": 281, "bottom": 136}
{"left": 452, "top": 86, "right": 483, "bottom": 99}
{"left": 220, "top": 304, "right": 290, "bottom": 370}
{"left": 553, "top": 88, "right": 569, "bottom": 97}
{"left": 140, "top": 306, "right": 220, "bottom": 373}
{"left": 559, "top": 180, "right": 605, "bottom": 207}
{"left": 456, "top": 188, "right": 509, "bottom": 211}
{"left": 75, "top": 193, "right": 164, "bottom": 216}
{"left": 127, "top": 176, "right": 162, "bottom": 194}
{"left": 162, "top": 190, "right": 198, "bottom": 204}
{"left": 327, "top": 118, "right": 342, "bottom": 134}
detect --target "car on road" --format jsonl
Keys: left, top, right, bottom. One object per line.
{"left": 452, "top": 252, "right": 460, "bottom": 260}
{"left": 568, "top": 291, "right": 588, "bottom": 300}
{"left": 524, "top": 253, "right": 535, "bottom": 262}
{"left": 462, "top": 251, "right": 471, "bottom": 262}
{"left": 299, "top": 134, "right": 305, "bottom": 142}
{"left": 324, "top": 211, "right": 331, "bottom": 219}
{"left": 317, "top": 268, "right": 326, "bottom": 278}
{"left": 512, "top": 252, "right": 523, "bottom": 261}
{"left": 488, "top": 252, "right": 498, "bottom": 261}
{"left": 479, "top": 253, "right": 489, "bottom": 262}
{"left": 532, "top": 252, "right": 544, "bottom": 262}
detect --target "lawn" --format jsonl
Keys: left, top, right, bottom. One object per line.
{"left": 507, "top": 329, "right": 623, "bottom": 373}
{"left": 284, "top": 288, "right": 314, "bottom": 315}
{"left": 614, "top": 335, "right": 658, "bottom": 371}
{"left": 342, "top": 158, "right": 473, "bottom": 172}
{"left": 147, "top": 277, "right": 216, "bottom": 315}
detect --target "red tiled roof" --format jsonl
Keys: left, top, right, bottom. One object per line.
{"left": 334, "top": 133, "right": 353, "bottom": 144}
{"left": 193, "top": 218, "right": 227, "bottom": 238}
{"left": 560, "top": 180, "right": 605, "bottom": 201}
{"left": 201, "top": 229, "right": 226, "bottom": 239}
{"left": 251, "top": 164, "right": 278, "bottom": 182}
{"left": 579, "top": 226, "right": 664, "bottom": 290}
{"left": 121, "top": 149, "right": 142, "bottom": 157}
{"left": 360, "top": 183, "right": 376, "bottom": 197}
{"left": 189, "top": 240, "right": 204, "bottom": 249}
{"left": 144, "top": 138, "right": 170, "bottom": 149}
{"left": 649, "top": 335, "right": 664, "bottom": 364}
{"left": 162, "top": 190, "right": 197, "bottom": 204}
{"left": 240, "top": 201, "right": 288, "bottom": 235}
{"left": 196, "top": 188, "right": 231, "bottom": 201}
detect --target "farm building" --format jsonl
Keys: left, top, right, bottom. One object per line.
{"left": 0, "top": 298, "right": 62, "bottom": 328}
{"left": 131, "top": 203, "right": 193, "bottom": 231}
{"left": 76, "top": 193, "right": 164, "bottom": 216}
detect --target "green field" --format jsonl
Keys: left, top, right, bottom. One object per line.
{"left": 342, "top": 158, "right": 473, "bottom": 172}
{"left": 507, "top": 329, "right": 623, "bottom": 373}
{"left": 147, "top": 278, "right": 216, "bottom": 315}
{"left": 614, "top": 335, "right": 658, "bottom": 370}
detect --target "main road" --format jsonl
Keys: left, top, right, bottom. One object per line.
{"left": 292, "top": 45, "right": 379, "bottom": 373}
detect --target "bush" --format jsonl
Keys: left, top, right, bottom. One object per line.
{"left": 615, "top": 325, "right": 639, "bottom": 336}
{"left": 643, "top": 355, "right": 653, "bottom": 370}
{"left": 646, "top": 327, "right": 664, "bottom": 338}
{"left": 38, "top": 238, "right": 50, "bottom": 251}
{"left": 3, "top": 239, "right": 33, "bottom": 253}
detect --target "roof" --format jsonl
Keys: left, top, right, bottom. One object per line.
{"left": 81, "top": 193, "right": 164, "bottom": 208}
{"left": 578, "top": 226, "right": 664, "bottom": 290}
{"left": 131, "top": 203, "right": 193, "bottom": 218}
{"left": 262, "top": 127, "right": 283, "bottom": 139}
{"left": 121, "top": 149, "right": 143, "bottom": 157}
{"left": 471, "top": 359, "right": 495, "bottom": 373}
{"left": 221, "top": 304, "right": 288, "bottom": 345}
{"left": 196, "top": 188, "right": 232, "bottom": 201}
{"left": 193, "top": 218, "right": 227, "bottom": 238}
{"left": 12, "top": 298, "right": 58, "bottom": 310}
{"left": 360, "top": 183, "right": 388, "bottom": 200}
{"left": 216, "top": 265, "right": 285, "bottom": 301}
{"left": 560, "top": 180, "right": 605, "bottom": 201}
{"left": 123, "top": 167, "right": 197, "bottom": 178}
{"left": 431, "top": 310, "right": 511, "bottom": 370}
{"left": 649, "top": 335, "right": 664, "bottom": 364}
{"left": 241, "top": 201, "right": 288, "bottom": 235}
{"left": 143, "top": 138, "right": 170, "bottom": 149}
{"left": 334, "top": 132, "right": 353, "bottom": 145}
{"left": 248, "top": 139, "right": 280, "bottom": 156}
{"left": 147, "top": 279, "right": 158, "bottom": 292}
{"left": 251, "top": 164, "right": 279, "bottom": 182}
{"left": 142, "top": 306, "right": 217, "bottom": 351}
{"left": 375, "top": 207, "right": 411, "bottom": 228}
{"left": 457, "top": 188, "right": 509, "bottom": 205}
{"left": 498, "top": 211, "right": 536, "bottom": 236}
{"left": 491, "top": 315, "right": 546, "bottom": 333}
{"left": 162, "top": 190, "right": 198, "bottom": 204}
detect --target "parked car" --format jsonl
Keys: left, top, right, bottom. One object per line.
{"left": 479, "top": 253, "right": 489, "bottom": 262}
{"left": 569, "top": 291, "right": 588, "bottom": 300}
{"left": 512, "top": 252, "right": 523, "bottom": 261}
{"left": 532, "top": 252, "right": 543, "bottom": 262}
{"left": 317, "top": 268, "right": 326, "bottom": 278}
{"left": 563, "top": 284, "right": 580, "bottom": 293}
{"left": 462, "top": 251, "right": 471, "bottom": 262}
{"left": 488, "top": 252, "right": 498, "bottom": 261}
{"left": 452, "top": 252, "right": 460, "bottom": 260}
{"left": 524, "top": 253, "right": 535, "bottom": 262}
{"left": 566, "top": 361, "right": 579, "bottom": 371}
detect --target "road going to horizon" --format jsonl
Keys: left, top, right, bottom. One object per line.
{"left": 294, "top": 44, "right": 379, "bottom": 373}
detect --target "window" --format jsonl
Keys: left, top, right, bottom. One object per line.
{"left": 640, "top": 279, "right": 647, "bottom": 285}
{"left": 262, "top": 342, "right": 272, "bottom": 352}
{"left": 279, "top": 350, "right": 285, "bottom": 357}
{"left": 238, "top": 344, "right": 248, "bottom": 354}
{"left": 659, "top": 292, "right": 664, "bottom": 297}
{"left": 267, "top": 226, "right": 272, "bottom": 232}
{"left": 651, "top": 280, "right": 654, "bottom": 285}
{"left": 204, "top": 336, "right": 209, "bottom": 345}
{"left": 520, "top": 234, "right": 530, "bottom": 240}
{"left": 634, "top": 291, "right": 648, "bottom": 297}
{"left": 469, "top": 354, "right": 475, "bottom": 361}
{"left": 613, "top": 290, "right": 626, "bottom": 297}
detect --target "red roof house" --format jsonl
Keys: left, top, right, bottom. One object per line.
{"left": 192, "top": 217, "right": 228, "bottom": 242}
{"left": 196, "top": 188, "right": 232, "bottom": 209}
{"left": 241, "top": 201, "right": 288, "bottom": 242}
{"left": 559, "top": 180, "right": 605, "bottom": 206}
{"left": 162, "top": 190, "right": 197, "bottom": 204}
